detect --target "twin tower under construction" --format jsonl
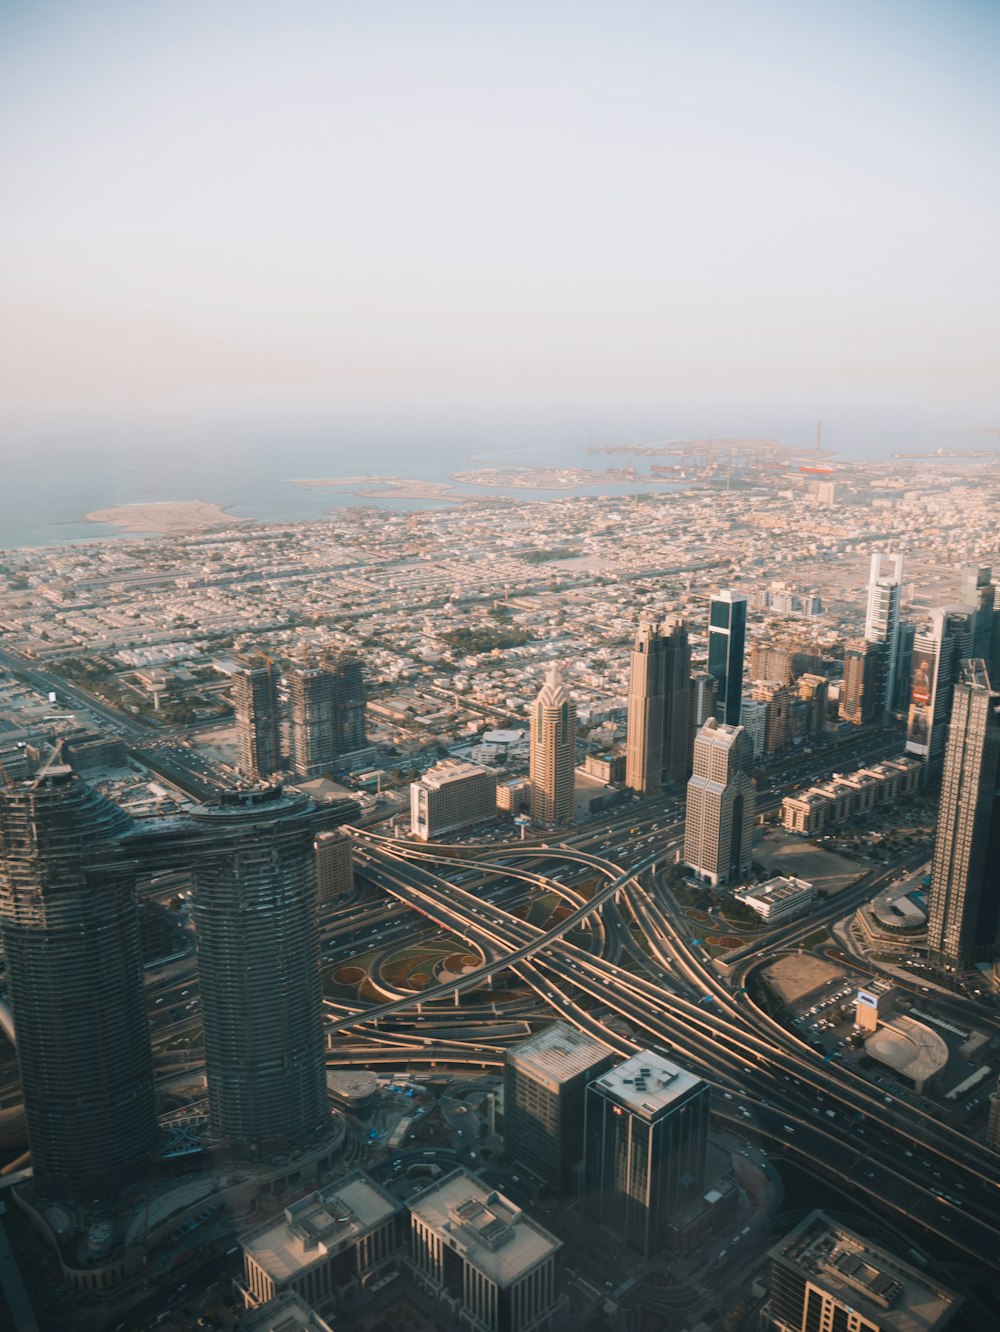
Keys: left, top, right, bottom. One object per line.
{"left": 0, "top": 765, "right": 358, "bottom": 1204}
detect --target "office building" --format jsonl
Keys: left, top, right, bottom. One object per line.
{"left": 233, "top": 655, "right": 282, "bottom": 782}
{"left": 315, "top": 828, "right": 354, "bottom": 902}
{"left": 0, "top": 766, "right": 158, "bottom": 1201}
{"left": 926, "top": 662, "right": 1000, "bottom": 972}
{"left": 905, "top": 608, "right": 975, "bottom": 774}
{"left": 739, "top": 698, "right": 767, "bottom": 761}
{"left": 689, "top": 671, "right": 718, "bottom": 772}
{"left": 583, "top": 1050, "right": 710, "bottom": 1257}
{"left": 892, "top": 621, "right": 915, "bottom": 714}
{"left": 734, "top": 875, "right": 814, "bottom": 923}
{"left": 190, "top": 785, "right": 335, "bottom": 1159}
{"left": 241, "top": 1171, "right": 402, "bottom": 1313}
{"left": 864, "top": 552, "right": 904, "bottom": 723}
{"left": 625, "top": 615, "right": 690, "bottom": 793}
{"left": 529, "top": 666, "right": 576, "bottom": 825}
{"left": 840, "top": 640, "right": 880, "bottom": 726}
{"left": 410, "top": 760, "right": 497, "bottom": 840}
{"left": 768, "top": 1210, "right": 960, "bottom": 1332}
{"left": 683, "top": 719, "right": 755, "bottom": 886}
{"left": 708, "top": 589, "right": 747, "bottom": 726}
{"left": 409, "top": 1170, "right": 562, "bottom": 1332}
{"left": 503, "top": 1022, "right": 615, "bottom": 1194}
{"left": 238, "top": 1294, "right": 334, "bottom": 1332}
{"left": 960, "top": 566, "right": 998, "bottom": 673}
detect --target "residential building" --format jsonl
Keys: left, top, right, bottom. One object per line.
{"left": 410, "top": 760, "right": 498, "bottom": 840}
{"left": 315, "top": 828, "right": 354, "bottom": 902}
{"left": 289, "top": 662, "right": 337, "bottom": 779}
{"left": 683, "top": 719, "right": 755, "bottom": 886}
{"left": 232, "top": 655, "right": 282, "bottom": 781}
{"left": 409, "top": 1170, "right": 563, "bottom": 1332}
{"left": 625, "top": 615, "right": 690, "bottom": 793}
{"left": 504, "top": 1022, "right": 615, "bottom": 1195}
{"left": 0, "top": 766, "right": 158, "bottom": 1201}
{"left": 796, "top": 674, "right": 829, "bottom": 738}
{"left": 583, "top": 1050, "right": 710, "bottom": 1258}
{"left": 529, "top": 666, "right": 576, "bottom": 825}
{"left": 708, "top": 589, "right": 747, "bottom": 726}
{"left": 960, "top": 566, "right": 997, "bottom": 674}
{"left": 739, "top": 698, "right": 767, "bottom": 761}
{"left": 840, "top": 640, "right": 880, "bottom": 726}
{"left": 190, "top": 785, "right": 339, "bottom": 1158}
{"left": 751, "top": 679, "right": 794, "bottom": 755}
{"left": 926, "top": 661, "right": 1000, "bottom": 972}
{"left": 768, "top": 1210, "right": 960, "bottom": 1332}
{"left": 241, "top": 1171, "right": 402, "bottom": 1313}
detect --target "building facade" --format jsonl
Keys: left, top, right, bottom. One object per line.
{"left": 315, "top": 828, "right": 354, "bottom": 902}
{"left": 840, "top": 640, "right": 880, "bottom": 726}
{"left": 708, "top": 589, "right": 747, "bottom": 727}
{"left": 0, "top": 766, "right": 158, "bottom": 1201}
{"left": 926, "top": 662, "right": 1000, "bottom": 972}
{"left": 583, "top": 1051, "right": 710, "bottom": 1258}
{"left": 625, "top": 616, "right": 690, "bottom": 794}
{"left": 864, "top": 551, "right": 904, "bottom": 724}
{"left": 503, "top": 1022, "right": 615, "bottom": 1195}
{"left": 529, "top": 667, "right": 576, "bottom": 825}
{"left": 233, "top": 656, "right": 282, "bottom": 781}
{"left": 410, "top": 760, "right": 498, "bottom": 840}
{"left": 683, "top": 719, "right": 755, "bottom": 886}
{"left": 190, "top": 786, "right": 337, "bottom": 1158}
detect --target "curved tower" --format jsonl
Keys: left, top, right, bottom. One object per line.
{"left": 0, "top": 766, "right": 157, "bottom": 1200}
{"left": 190, "top": 785, "right": 328, "bottom": 1159}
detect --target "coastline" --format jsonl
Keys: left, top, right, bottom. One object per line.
{"left": 83, "top": 500, "right": 245, "bottom": 535}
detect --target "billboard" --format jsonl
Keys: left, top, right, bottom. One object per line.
{"left": 856, "top": 990, "right": 879, "bottom": 1008}
{"left": 905, "top": 643, "right": 938, "bottom": 757}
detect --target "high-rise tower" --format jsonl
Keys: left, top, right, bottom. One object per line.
{"left": 625, "top": 616, "right": 690, "bottom": 794}
{"left": 190, "top": 785, "right": 333, "bottom": 1158}
{"left": 683, "top": 719, "right": 755, "bottom": 885}
{"left": 905, "top": 608, "right": 975, "bottom": 774}
{"left": 288, "top": 661, "right": 336, "bottom": 779}
{"left": 0, "top": 767, "right": 158, "bottom": 1200}
{"left": 960, "top": 566, "right": 998, "bottom": 675}
{"left": 708, "top": 590, "right": 747, "bottom": 726}
{"left": 233, "top": 655, "right": 282, "bottom": 781}
{"left": 926, "top": 661, "right": 1000, "bottom": 972}
{"left": 840, "top": 640, "right": 880, "bottom": 726}
{"left": 864, "top": 552, "right": 904, "bottom": 723}
{"left": 529, "top": 666, "right": 576, "bottom": 824}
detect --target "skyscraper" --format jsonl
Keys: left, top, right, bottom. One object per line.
{"left": 504, "top": 1022, "right": 615, "bottom": 1195}
{"left": 960, "top": 566, "right": 998, "bottom": 674}
{"left": 190, "top": 785, "right": 334, "bottom": 1159}
{"left": 840, "top": 639, "right": 880, "bottom": 726}
{"left": 688, "top": 671, "right": 718, "bottom": 773}
{"left": 683, "top": 719, "right": 755, "bottom": 885}
{"left": 289, "top": 660, "right": 336, "bottom": 779}
{"left": 583, "top": 1050, "right": 710, "bottom": 1257}
{"left": 926, "top": 661, "right": 1000, "bottom": 972}
{"left": 708, "top": 589, "right": 747, "bottom": 726}
{"left": 232, "top": 655, "right": 282, "bottom": 781}
{"left": 864, "top": 552, "right": 904, "bottom": 723}
{"left": 529, "top": 666, "right": 576, "bottom": 824}
{"left": 0, "top": 766, "right": 158, "bottom": 1200}
{"left": 625, "top": 615, "right": 690, "bottom": 794}
{"left": 905, "top": 608, "right": 975, "bottom": 774}
{"left": 328, "top": 652, "right": 368, "bottom": 759}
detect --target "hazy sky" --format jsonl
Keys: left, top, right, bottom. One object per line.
{"left": 1, "top": 0, "right": 998, "bottom": 437}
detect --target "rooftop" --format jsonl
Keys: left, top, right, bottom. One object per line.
{"left": 770, "top": 1210, "right": 960, "bottom": 1332}
{"left": 590, "top": 1049, "right": 704, "bottom": 1119}
{"left": 417, "top": 759, "right": 493, "bottom": 790}
{"left": 865, "top": 1015, "right": 949, "bottom": 1085}
{"left": 736, "top": 875, "right": 813, "bottom": 906}
{"left": 237, "top": 1292, "right": 334, "bottom": 1332}
{"left": 409, "top": 1170, "right": 559, "bottom": 1287}
{"left": 507, "top": 1021, "right": 613, "bottom": 1089}
{"left": 241, "top": 1171, "right": 401, "bottom": 1282}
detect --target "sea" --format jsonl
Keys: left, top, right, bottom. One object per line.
{"left": 0, "top": 398, "right": 991, "bottom": 552}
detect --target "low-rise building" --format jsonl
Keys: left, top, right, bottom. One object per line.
{"left": 409, "top": 1169, "right": 563, "bottom": 1332}
{"left": 410, "top": 760, "right": 498, "bottom": 840}
{"left": 734, "top": 875, "right": 814, "bottom": 922}
{"left": 241, "top": 1171, "right": 403, "bottom": 1313}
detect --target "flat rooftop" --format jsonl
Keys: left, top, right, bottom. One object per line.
{"left": 738, "top": 875, "right": 812, "bottom": 905}
{"left": 242, "top": 1171, "right": 401, "bottom": 1283}
{"left": 590, "top": 1049, "right": 703, "bottom": 1119}
{"left": 507, "top": 1021, "right": 613, "bottom": 1090}
{"left": 238, "top": 1291, "right": 334, "bottom": 1332}
{"left": 409, "top": 1170, "right": 559, "bottom": 1287}
{"left": 418, "top": 759, "right": 492, "bottom": 790}
{"left": 771, "top": 1210, "right": 960, "bottom": 1332}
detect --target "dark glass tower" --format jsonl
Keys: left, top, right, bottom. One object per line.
{"left": 190, "top": 785, "right": 330, "bottom": 1159}
{"left": 708, "top": 589, "right": 747, "bottom": 726}
{"left": 0, "top": 767, "right": 158, "bottom": 1200}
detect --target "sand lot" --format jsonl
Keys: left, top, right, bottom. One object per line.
{"left": 754, "top": 827, "right": 863, "bottom": 895}
{"left": 762, "top": 954, "right": 844, "bottom": 1005}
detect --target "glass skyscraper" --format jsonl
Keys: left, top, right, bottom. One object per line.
{"left": 708, "top": 589, "right": 747, "bottom": 727}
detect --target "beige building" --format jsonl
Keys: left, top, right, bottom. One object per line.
{"left": 683, "top": 719, "right": 755, "bottom": 886}
{"left": 314, "top": 829, "right": 353, "bottom": 902}
{"left": 409, "top": 1169, "right": 563, "bottom": 1332}
{"left": 241, "top": 1171, "right": 402, "bottom": 1313}
{"left": 781, "top": 755, "right": 921, "bottom": 835}
{"left": 529, "top": 667, "right": 576, "bottom": 825}
{"left": 410, "top": 760, "right": 498, "bottom": 840}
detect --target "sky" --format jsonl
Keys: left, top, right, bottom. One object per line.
{"left": 1, "top": 0, "right": 998, "bottom": 447}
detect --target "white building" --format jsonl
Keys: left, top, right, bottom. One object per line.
{"left": 409, "top": 1170, "right": 563, "bottom": 1332}
{"left": 734, "top": 875, "right": 814, "bottom": 922}
{"left": 410, "top": 760, "right": 498, "bottom": 840}
{"left": 739, "top": 699, "right": 767, "bottom": 761}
